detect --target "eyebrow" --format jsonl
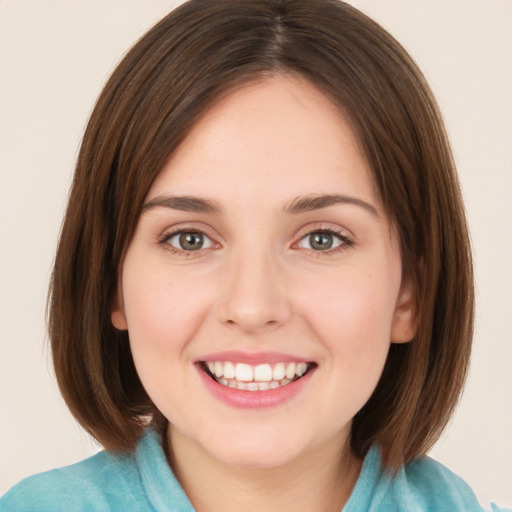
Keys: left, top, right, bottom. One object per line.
{"left": 142, "top": 193, "right": 379, "bottom": 217}
{"left": 142, "top": 195, "right": 222, "bottom": 214}
{"left": 284, "top": 194, "right": 379, "bottom": 217}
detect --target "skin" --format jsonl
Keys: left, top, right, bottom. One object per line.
{"left": 112, "top": 75, "right": 416, "bottom": 511}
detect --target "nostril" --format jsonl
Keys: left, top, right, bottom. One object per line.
{"left": 222, "top": 316, "right": 281, "bottom": 332}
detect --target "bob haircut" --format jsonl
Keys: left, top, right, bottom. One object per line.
{"left": 49, "top": 0, "right": 473, "bottom": 471}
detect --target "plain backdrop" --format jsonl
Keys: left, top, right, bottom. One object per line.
{"left": 1, "top": 0, "right": 511, "bottom": 506}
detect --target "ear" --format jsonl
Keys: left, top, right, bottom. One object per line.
{"left": 111, "top": 292, "right": 128, "bottom": 331}
{"left": 391, "top": 278, "right": 417, "bottom": 344}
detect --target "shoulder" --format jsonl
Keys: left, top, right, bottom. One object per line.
{"left": 0, "top": 449, "right": 145, "bottom": 512}
{"left": 0, "top": 428, "right": 194, "bottom": 512}
{"left": 348, "top": 446, "right": 509, "bottom": 512}
{"left": 396, "top": 456, "right": 505, "bottom": 512}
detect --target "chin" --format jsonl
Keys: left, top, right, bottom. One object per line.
{"left": 198, "top": 426, "right": 316, "bottom": 470}
{"left": 214, "top": 445, "right": 300, "bottom": 470}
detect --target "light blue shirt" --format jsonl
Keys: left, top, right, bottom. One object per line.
{"left": 1, "top": 428, "right": 507, "bottom": 511}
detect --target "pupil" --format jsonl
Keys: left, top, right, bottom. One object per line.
{"left": 310, "top": 232, "right": 332, "bottom": 250}
{"left": 180, "top": 232, "right": 203, "bottom": 250}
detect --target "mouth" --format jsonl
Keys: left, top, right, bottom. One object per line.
{"left": 200, "top": 360, "right": 317, "bottom": 391}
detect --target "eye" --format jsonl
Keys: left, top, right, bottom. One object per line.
{"left": 297, "top": 230, "right": 348, "bottom": 251}
{"left": 165, "top": 231, "right": 214, "bottom": 252}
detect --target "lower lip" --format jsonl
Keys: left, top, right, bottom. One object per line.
{"left": 197, "top": 366, "right": 315, "bottom": 409}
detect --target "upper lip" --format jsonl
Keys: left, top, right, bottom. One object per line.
{"left": 195, "top": 350, "right": 314, "bottom": 365}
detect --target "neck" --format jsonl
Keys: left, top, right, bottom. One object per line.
{"left": 166, "top": 424, "right": 362, "bottom": 512}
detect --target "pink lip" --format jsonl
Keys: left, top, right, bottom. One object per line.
{"left": 196, "top": 350, "right": 312, "bottom": 365}
{"left": 196, "top": 362, "right": 316, "bottom": 409}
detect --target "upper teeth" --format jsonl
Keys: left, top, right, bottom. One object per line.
{"left": 206, "top": 361, "right": 308, "bottom": 382}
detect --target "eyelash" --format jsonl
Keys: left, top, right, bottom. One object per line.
{"left": 157, "top": 226, "right": 217, "bottom": 257}
{"left": 157, "top": 226, "right": 354, "bottom": 256}
{"left": 296, "top": 228, "right": 354, "bottom": 256}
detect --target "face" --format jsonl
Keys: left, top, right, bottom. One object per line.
{"left": 112, "top": 75, "right": 415, "bottom": 470}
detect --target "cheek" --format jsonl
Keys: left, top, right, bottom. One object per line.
{"left": 121, "top": 264, "right": 216, "bottom": 415}
{"left": 297, "top": 266, "right": 399, "bottom": 386}
{"left": 301, "top": 269, "right": 398, "bottom": 341}
{"left": 296, "top": 270, "right": 399, "bottom": 419}
{"left": 121, "top": 263, "right": 212, "bottom": 354}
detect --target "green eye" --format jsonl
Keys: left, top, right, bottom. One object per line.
{"left": 167, "top": 231, "right": 213, "bottom": 251}
{"left": 298, "top": 231, "right": 345, "bottom": 251}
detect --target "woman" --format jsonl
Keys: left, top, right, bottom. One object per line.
{"left": 1, "top": 1, "right": 509, "bottom": 510}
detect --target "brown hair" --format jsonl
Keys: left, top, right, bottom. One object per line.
{"left": 49, "top": 0, "right": 474, "bottom": 470}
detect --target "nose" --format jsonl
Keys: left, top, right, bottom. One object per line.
{"left": 216, "top": 249, "right": 292, "bottom": 335}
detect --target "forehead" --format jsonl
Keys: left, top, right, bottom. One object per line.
{"left": 147, "top": 74, "right": 379, "bottom": 211}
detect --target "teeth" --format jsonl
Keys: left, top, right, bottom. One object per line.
{"left": 254, "top": 364, "right": 272, "bottom": 382}
{"left": 285, "top": 363, "right": 296, "bottom": 379}
{"left": 224, "top": 361, "right": 235, "bottom": 379}
{"left": 272, "top": 363, "right": 286, "bottom": 380}
{"left": 214, "top": 361, "right": 223, "bottom": 378}
{"left": 296, "top": 362, "right": 307, "bottom": 377}
{"left": 204, "top": 360, "right": 312, "bottom": 391}
{"left": 235, "top": 363, "right": 253, "bottom": 382}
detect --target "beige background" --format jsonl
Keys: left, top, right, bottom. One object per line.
{"left": 1, "top": 0, "right": 511, "bottom": 506}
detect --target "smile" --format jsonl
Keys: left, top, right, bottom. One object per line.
{"left": 202, "top": 361, "right": 315, "bottom": 391}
